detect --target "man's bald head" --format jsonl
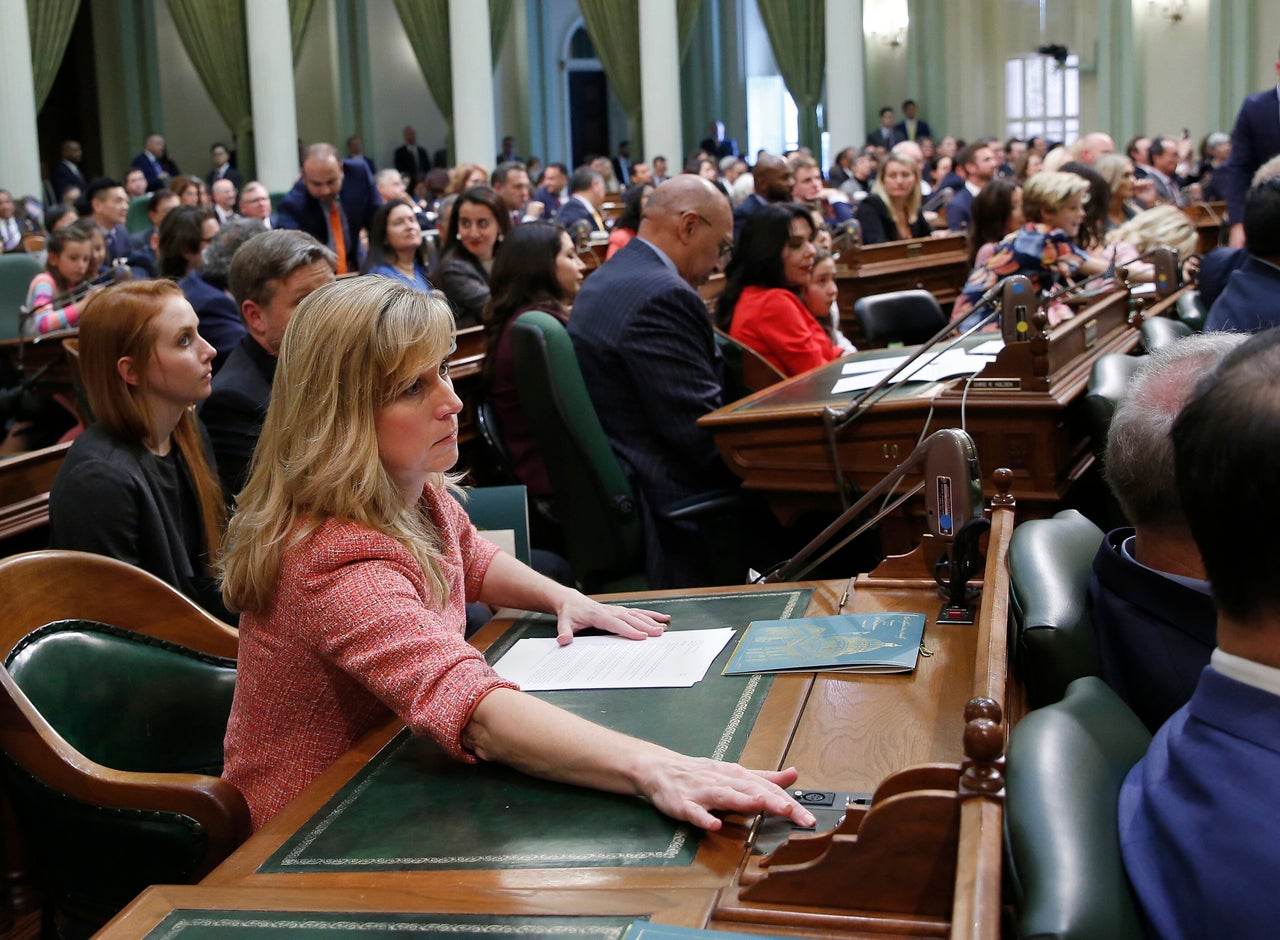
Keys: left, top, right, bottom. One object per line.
{"left": 637, "top": 176, "right": 732, "bottom": 288}
{"left": 753, "top": 154, "right": 795, "bottom": 202}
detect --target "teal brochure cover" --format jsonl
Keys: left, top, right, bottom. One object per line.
{"left": 722, "top": 611, "right": 926, "bottom": 675}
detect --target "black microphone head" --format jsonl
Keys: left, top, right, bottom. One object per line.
{"left": 922, "top": 429, "right": 983, "bottom": 543}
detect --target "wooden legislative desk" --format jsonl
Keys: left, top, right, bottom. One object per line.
{"left": 834, "top": 234, "right": 970, "bottom": 348}
{"left": 698, "top": 285, "right": 1181, "bottom": 548}
{"left": 166, "top": 491, "right": 1015, "bottom": 940}
{"left": 1182, "top": 200, "right": 1226, "bottom": 255}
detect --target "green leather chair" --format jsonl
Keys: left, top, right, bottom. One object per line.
{"left": 509, "top": 311, "right": 741, "bottom": 593}
{"left": 1007, "top": 510, "right": 1106, "bottom": 709}
{"left": 125, "top": 194, "right": 152, "bottom": 234}
{"left": 1005, "top": 676, "right": 1151, "bottom": 940}
{"left": 1138, "top": 316, "right": 1191, "bottom": 353}
{"left": 0, "top": 550, "right": 247, "bottom": 927}
{"left": 1174, "top": 288, "right": 1206, "bottom": 331}
{"left": 0, "top": 253, "right": 44, "bottom": 341}
{"left": 1083, "top": 352, "right": 1145, "bottom": 464}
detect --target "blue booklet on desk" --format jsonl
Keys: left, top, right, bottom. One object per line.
{"left": 722, "top": 612, "right": 927, "bottom": 675}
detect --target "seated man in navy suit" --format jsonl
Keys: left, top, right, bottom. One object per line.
{"left": 276, "top": 143, "right": 381, "bottom": 274}
{"left": 1119, "top": 327, "right": 1280, "bottom": 940}
{"left": 945, "top": 141, "right": 998, "bottom": 233}
{"left": 1089, "top": 333, "right": 1242, "bottom": 732}
{"left": 86, "top": 178, "right": 133, "bottom": 269}
{"left": 533, "top": 163, "right": 567, "bottom": 219}
{"left": 199, "top": 230, "right": 336, "bottom": 502}
{"left": 1206, "top": 177, "right": 1280, "bottom": 333}
{"left": 568, "top": 176, "right": 741, "bottom": 587}
{"left": 180, "top": 217, "right": 267, "bottom": 375}
{"left": 553, "top": 166, "right": 607, "bottom": 237}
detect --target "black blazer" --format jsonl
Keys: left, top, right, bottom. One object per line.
{"left": 199, "top": 334, "right": 275, "bottom": 502}
{"left": 856, "top": 194, "right": 931, "bottom": 244}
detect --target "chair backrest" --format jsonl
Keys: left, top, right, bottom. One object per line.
{"left": 1008, "top": 510, "right": 1106, "bottom": 708}
{"left": 714, "top": 329, "right": 786, "bottom": 399}
{"left": 509, "top": 311, "right": 646, "bottom": 593}
{"left": 6, "top": 620, "right": 236, "bottom": 775}
{"left": 1083, "top": 352, "right": 1145, "bottom": 462}
{"left": 1005, "top": 676, "right": 1151, "bottom": 940}
{"left": 1139, "top": 316, "right": 1191, "bottom": 353}
{"left": 853, "top": 289, "right": 948, "bottom": 347}
{"left": 0, "top": 253, "right": 44, "bottom": 341}
{"left": 0, "top": 616, "right": 245, "bottom": 924}
{"left": 473, "top": 397, "right": 517, "bottom": 483}
{"left": 125, "top": 194, "right": 152, "bottom": 234}
{"left": 1173, "top": 288, "right": 1207, "bottom": 331}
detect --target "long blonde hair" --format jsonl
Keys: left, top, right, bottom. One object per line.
{"left": 1106, "top": 205, "right": 1197, "bottom": 257}
{"left": 871, "top": 153, "right": 923, "bottom": 228}
{"left": 220, "top": 278, "right": 458, "bottom": 614}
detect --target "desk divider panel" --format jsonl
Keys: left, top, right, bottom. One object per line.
{"left": 142, "top": 911, "right": 635, "bottom": 939}
{"left": 260, "top": 590, "right": 811, "bottom": 874}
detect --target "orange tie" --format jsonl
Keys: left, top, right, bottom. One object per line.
{"left": 329, "top": 201, "right": 348, "bottom": 274}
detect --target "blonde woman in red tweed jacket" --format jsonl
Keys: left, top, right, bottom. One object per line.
{"left": 219, "top": 277, "right": 816, "bottom": 833}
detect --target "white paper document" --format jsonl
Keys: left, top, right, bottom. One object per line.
{"left": 492, "top": 627, "right": 737, "bottom": 691}
{"left": 968, "top": 339, "right": 1006, "bottom": 356}
{"left": 831, "top": 349, "right": 997, "bottom": 394}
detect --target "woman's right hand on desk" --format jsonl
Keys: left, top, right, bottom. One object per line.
{"left": 636, "top": 752, "right": 816, "bottom": 831}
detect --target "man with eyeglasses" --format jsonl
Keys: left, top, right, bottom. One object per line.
{"left": 569, "top": 175, "right": 747, "bottom": 589}
{"left": 237, "top": 182, "right": 276, "bottom": 230}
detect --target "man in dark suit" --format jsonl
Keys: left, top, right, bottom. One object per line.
{"left": 347, "top": 135, "right": 375, "bottom": 174}
{"left": 892, "top": 100, "right": 932, "bottom": 144}
{"left": 393, "top": 126, "right": 431, "bottom": 188}
{"left": 612, "top": 140, "right": 634, "bottom": 187}
{"left": 698, "top": 121, "right": 739, "bottom": 161}
{"left": 554, "top": 166, "right": 607, "bottom": 236}
{"left": 199, "top": 229, "right": 336, "bottom": 501}
{"left": 276, "top": 143, "right": 381, "bottom": 275}
{"left": 128, "top": 188, "right": 180, "bottom": 277}
{"left": 868, "top": 107, "right": 902, "bottom": 150}
{"left": 568, "top": 176, "right": 738, "bottom": 587}
{"left": 1218, "top": 54, "right": 1280, "bottom": 248}
{"left": 1206, "top": 177, "right": 1280, "bottom": 332}
{"left": 51, "top": 139, "right": 86, "bottom": 203}
{"left": 945, "top": 141, "right": 998, "bottom": 232}
{"left": 1145, "top": 136, "right": 1185, "bottom": 207}
{"left": 533, "top": 162, "right": 567, "bottom": 219}
{"left": 86, "top": 178, "right": 133, "bottom": 268}
{"left": 206, "top": 143, "right": 244, "bottom": 191}
{"left": 1088, "top": 333, "right": 1242, "bottom": 733}
{"left": 131, "top": 134, "right": 178, "bottom": 192}
{"left": 733, "top": 153, "right": 794, "bottom": 240}
{"left": 1119, "top": 326, "right": 1280, "bottom": 939}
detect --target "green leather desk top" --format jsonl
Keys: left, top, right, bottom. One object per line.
{"left": 143, "top": 911, "right": 634, "bottom": 939}
{"left": 260, "top": 589, "right": 812, "bottom": 874}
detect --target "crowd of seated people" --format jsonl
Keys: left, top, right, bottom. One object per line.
{"left": 2, "top": 106, "right": 1277, "bottom": 940}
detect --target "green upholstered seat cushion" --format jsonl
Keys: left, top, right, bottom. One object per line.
{"left": 6, "top": 619, "right": 236, "bottom": 775}
{"left": 1005, "top": 676, "right": 1151, "bottom": 940}
{"left": 1007, "top": 511, "right": 1105, "bottom": 708}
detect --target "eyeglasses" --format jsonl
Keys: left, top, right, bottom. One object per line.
{"left": 696, "top": 214, "right": 735, "bottom": 260}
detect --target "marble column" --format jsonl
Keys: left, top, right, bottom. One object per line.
{"left": 247, "top": 0, "right": 301, "bottom": 191}
{"left": 450, "top": 0, "right": 497, "bottom": 169}
{"left": 0, "top": 1, "right": 42, "bottom": 201}
{"left": 826, "top": 0, "right": 866, "bottom": 154}
{"left": 640, "top": 0, "right": 683, "bottom": 168}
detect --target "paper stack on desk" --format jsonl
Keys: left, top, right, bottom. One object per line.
{"left": 492, "top": 627, "right": 736, "bottom": 691}
{"left": 831, "top": 348, "right": 998, "bottom": 394}
{"left": 722, "top": 612, "right": 927, "bottom": 675}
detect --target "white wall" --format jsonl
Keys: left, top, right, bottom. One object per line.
{"left": 1137, "top": 0, "right": 1210, "bottom": 140}
{"left": 295, "top": 0, "right": 339, "bottom": 153}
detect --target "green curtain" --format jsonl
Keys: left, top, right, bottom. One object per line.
{"left": 578, "top": 0, "right": 702, "bottom": 154}
{"left": 394, "top": 0, "right": 514, "bottom": 150}
{"left": 28, "top": 0, "right": 82, "bottom": 109}
{"left": 756, "top": 0, "right": 825, "bottom": 153}
{"left": 166, "top": 0, "right": 253, "bottom": 141}
{"left": 289, "top": 0, "right": 318, "bottom": 65}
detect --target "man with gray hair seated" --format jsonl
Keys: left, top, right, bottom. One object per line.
{"left": 1087, "top": 332, "right": 1245, "bottom": 732}
{"left": 181, "top": 217, "right": 266, "bottom": 374}
{"left": 198, "top": 229, "right": 336, "bottom": 503}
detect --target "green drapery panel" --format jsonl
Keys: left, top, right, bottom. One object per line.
{"left": 394, "top": 0, "right": 514, "bottom": 150}
{"left": 577, "top": 0, "right": 703, "bottom": 154}
{"left": 165, "top": 0, "right": 252, "bottom": 140}
{"left": 289, "top": 0, "right": 318, "bottom": 65}
{"left": 28, "top": 0, "right": 82, "bottom": 109}
{"left": 756, "top": 0, "right": 825, "bottom": 153}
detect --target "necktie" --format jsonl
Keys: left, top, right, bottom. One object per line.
{"left": 589, "top": 204, "right": 606, "bottom": 231}
{"left": 329, "top": 201, "right": 348, "bottom": 273}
